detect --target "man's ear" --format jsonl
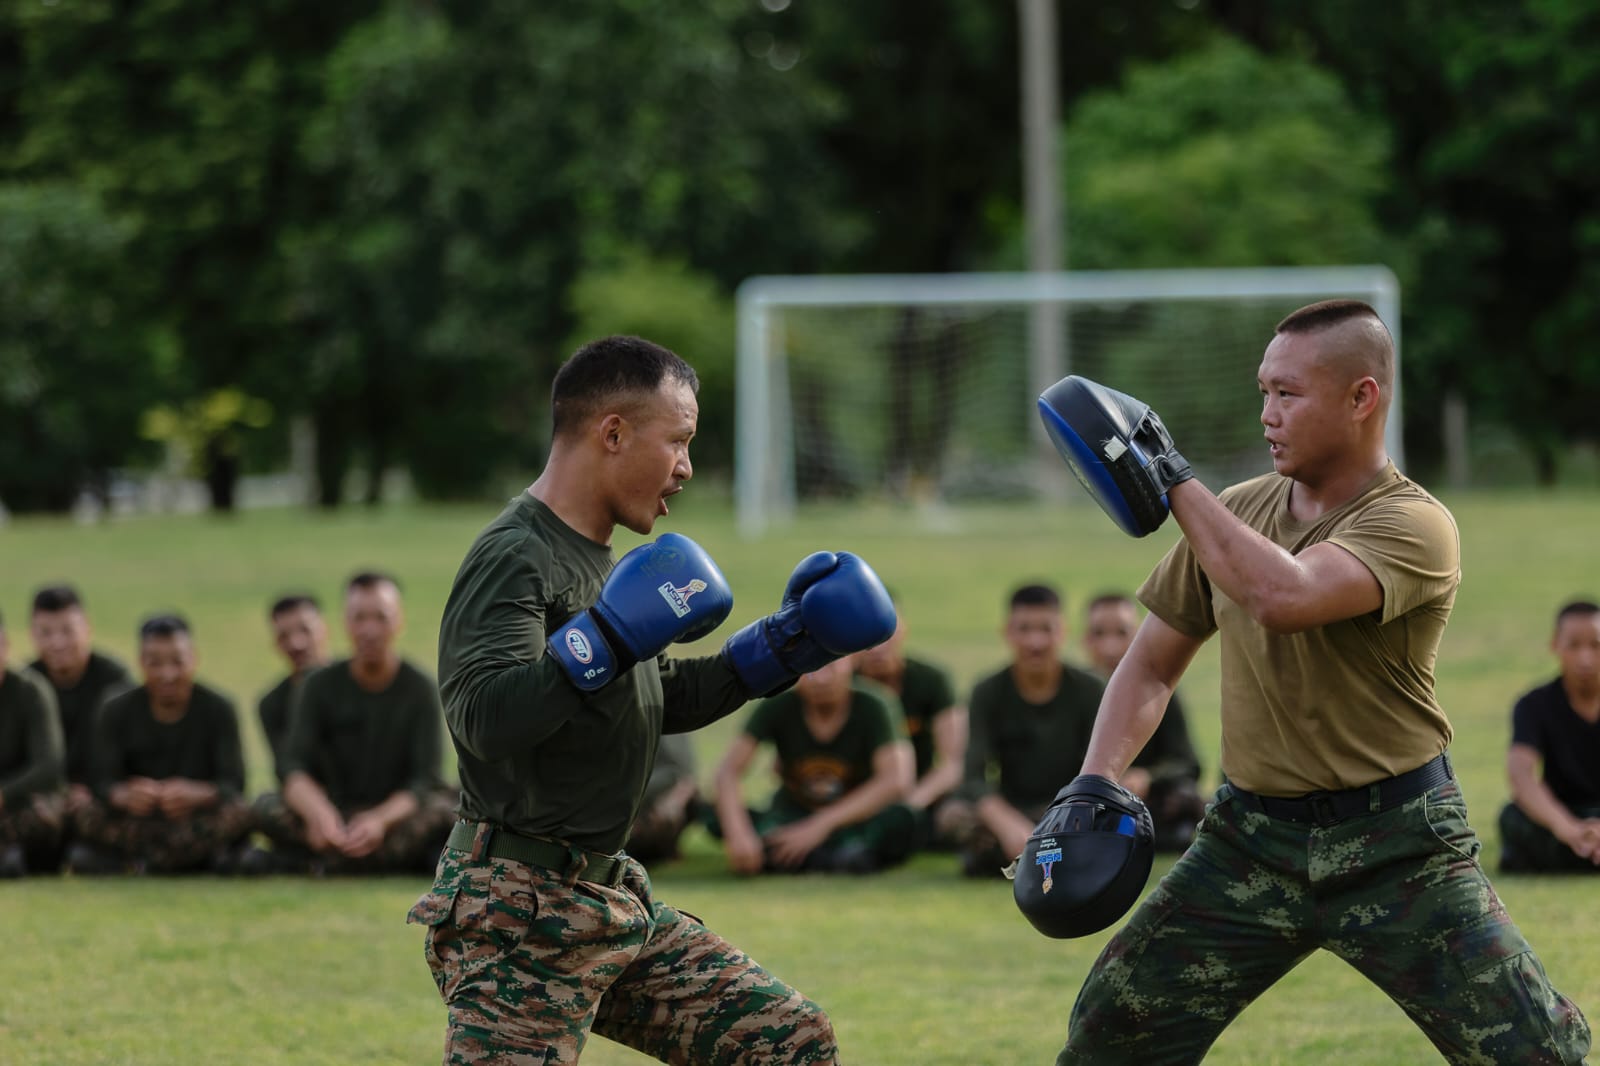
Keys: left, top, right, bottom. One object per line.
{"left": 599, "top": 412, "right": 628, "bottom": 453}
{"left": 1351, "top": 376, "right": 1381, "bottom": 420}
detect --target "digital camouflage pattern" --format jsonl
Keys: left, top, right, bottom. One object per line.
{"left": 72, "top": 796, "right": 253, "bottom": 872}
{"left": 1059, "top": 781, "right": 1592, "bottom": 1065}
{"left": 409, "top": 834, "right": 839, "bottom": 1065}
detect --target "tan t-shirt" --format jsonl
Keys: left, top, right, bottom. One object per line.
{"left": 1139, "top": 462, "right": 1458, "bottom": 795}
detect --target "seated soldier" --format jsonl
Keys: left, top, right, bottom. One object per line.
{"left": 1499, "top": 599, "right": 1600, "bottom": 872}
{"left": 252, "top": 572, "right": 455, "bottom": 874}
{"left": 623, "top": 731, "right": 703, "bottom": 866}
{"left": 0, "top": 607, "right": 68, "bottom": 877}
{"left": 28, "top": 585, "right": 134, "bottom": 831}
{"left": 853, "top": 604, "right": 968, "bottom": 851}
{"left": 1083, "top": 592, "right": 1207, "bottom": 851}
{"left": 711, "top": 657, "right": 915, "bottom": 875}
{"left": 70, "top": 614, "right": 253, "bottom": 875}
{"left": 256, "top": 592, "right": 330, "bottom": 783}
{"left": 950, "top": 583, "right": 1108, "bottom": 877}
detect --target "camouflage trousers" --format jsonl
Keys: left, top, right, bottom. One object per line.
{"left": 74, "top": 796, "right": 254, "bottom": 872}
{"left": 0, "top": 790, "right": 67, "bottom": 851}
{"left": 254, "top": 787, "right": 458, "bottom": 874}
{"left": 407, "top": 828, "right": 839, "bottom": 1065}
{"left": 1059, "top": 780, "right": 1592, "bottom": 1065}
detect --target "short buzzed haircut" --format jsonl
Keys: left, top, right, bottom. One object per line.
{"left": 550, "top": 335, "right": 699, "bottom": 439}
{"left": 1010, "top": 583, "right": 1061, "bottom": 612}
{"left": 269, "top": 593, "right": 321, "bottom": 619}
{"left": 139, "top": 613, "right": 191, "bottom": 642}
{"left": 1276, "top": 299, "right": 1394, "bottom": 391}
{"left": 32, "top": 584, "right": 83, "bottom": 614}
{"left": 347, "top": 570, "right": 400, "bottom": 595}
{"left": 1555, "top": 600, "right": 1600, "bottom": 628}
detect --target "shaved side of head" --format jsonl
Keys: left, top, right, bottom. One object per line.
{"left": 1275, "top": 299, "right": 1395, "bottom": 412}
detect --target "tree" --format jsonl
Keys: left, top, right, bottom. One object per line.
{"left": 0, "top": 183, "right": 154, "bottom": 512}
{"left": 1212, "top": 0, "right": 1600, "bottom": 483}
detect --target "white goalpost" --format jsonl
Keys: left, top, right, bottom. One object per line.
{"left": 735, "top": 267, "right": 1402, "bottom": 538}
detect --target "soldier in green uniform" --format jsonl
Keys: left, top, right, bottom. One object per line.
{"left": 408, "top": 335, "right": 896, "bottom": 1064}
{"left": 70, "top": 614, "right": 252, "bottom": 874}
{"left": 0, "top": 607, "right": 67, "bottom": 877}
{"left": 953, "top": 583, "right": 1107, "bottom": 877}
{"left": 853, "top": 605, "right": 966, "bottom": 851}
{"left": 256, "top": 572, "right": 456, "bottom": 874}
{"left": 28, "top": 585, "right": 134, "bottom": 829}
{"left": 1081, "top": 591, "right": 1206, "bottom": 851}
{"left": 1053, "top": 300, "right": 1589, "bottom": 1063}
{"left": 712, "top": 656, "right": 916, "bottom": 874}
{"left": 256, "top": 592, "right": 330, "bottom": 783}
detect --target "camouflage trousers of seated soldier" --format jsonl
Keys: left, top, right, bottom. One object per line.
{"left": 74, "top": 797, "right": 254, "bottom": 872}
{"left": 1059, "top": 780, "right": 1592, "bottom": 1065}
{"left": 0, "top": 790, "right": 68, "bottom": 852}
{"left": 254, "top": 788, "right": 457, "bottom": 873}
{"left": 408, "top": 828, "right": 840, "bottom": 1065}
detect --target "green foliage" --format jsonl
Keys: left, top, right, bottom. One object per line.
{"left": 0, "top": 182, "right": 154, "bottom": 510}
{"left": 1063, "top": 35, "right": 1391, "bottom": 270}
{"left": 564, "top": 252, "right": 738, "bottom": 474}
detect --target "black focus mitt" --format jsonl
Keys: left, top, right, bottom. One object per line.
{"left": 1009, "top": 773, "right": 1155, "bottom": 939}
{"left": 1036, "top": 375, "right": 1193, "bottom": 537}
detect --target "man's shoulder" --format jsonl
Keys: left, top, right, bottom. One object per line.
{"left": 1218, "top": 472, "right": 1289, "bottom": 512}
{"left": 258, "top": 672, "right": 298, "bottom": 706}
{"left": 1057, "top": 662, "right": 1106, "bottom": 702}
{"left": 1514, "top": 678, "right": 1569, "bottom": 717}
{"left": 190, "top": 681, "right": 238, "bottom": 717}
{"left": 14, "top": 664, "right": 58, "bottom": 709}
{"left": 968, "top": 664, "right": 1013, "bottom": 701}
{"left": 87, "top": 650, "right": 135, "bottom": 685}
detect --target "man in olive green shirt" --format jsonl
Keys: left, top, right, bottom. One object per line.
{"left": 256, "top": 592, "right": 330, "bottom": 783}
{"left": 1058, "top": 300, "right": 1588, "bottom": 1064}
{"left": 28, "top": 584, "right": 134, "bottom": 825}
{"left": 258, "top": 573, "right": 454, "bottom": 875}
{"left": 1082, "top": 591, "right": 1205, "bottom": 851}
{"left": 854, "top": 605, "right": 966, "bottom": 851}
{"left": 71, "top": 614, "right": 251, "bottom": 875}
{"left": 713, "top": 657, "right": 915, "bottom": 875}
{"left": 624, "top": 731, "right": 702, "bottom": 865}
{"left": 0, "top": 607, "right": 67, "bottom": 877}
{"left": 408, "top": 335, "right": 894, "bottom": 1064}
{"left": 955, "top": 583, "right": 1107, "bottom": 878}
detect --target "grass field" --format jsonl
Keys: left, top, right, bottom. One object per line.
{"left": 2, "top": 487, "right": 1597, "bottom": 1064}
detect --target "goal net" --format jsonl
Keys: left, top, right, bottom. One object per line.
{"left": 735, "top": 267, "right": 1401, "bottom": 537}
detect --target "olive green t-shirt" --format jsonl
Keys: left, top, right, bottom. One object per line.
{"left": 89, "top": 682, "right": 245, "bottom": 800}
{"left": 29, "top": 650, "right": 133, "bottom": 785}
{"left": 1139, "top": 462, "right": 1458, "bottom": 795}
{"left": 891, "top": 656, "right": 958, "bottom": 779}
{"left": 282, "top": 658, "right": 446, "bottom": 810}
{"left": 963, "top": 661, "right": 1106, "bottom": 812}
{"left": 744, "top": 681, "right": 900, "bottom": 811}
{"left": 437, "top": 493, "right": 748, "bottom": 853}
{"left": 256, "top": 672, "right": 305, "bottom": 785}
{"left": 0, "top": 665, "right": 66, "bottom": 807}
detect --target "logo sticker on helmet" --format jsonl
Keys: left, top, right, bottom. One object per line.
{"left": 565, "top": 629, "right": 593, "bottom": 664}
{"left": 657, "top": 578, "right": 709, "bottom": 618}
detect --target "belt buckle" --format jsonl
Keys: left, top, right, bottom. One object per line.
{"left": 1307, "top": 793, "right": 1341, "bottom": 828}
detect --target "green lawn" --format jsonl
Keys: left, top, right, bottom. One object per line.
{"left": 2, "top": 488, "right": 1597, "bottom": 1064}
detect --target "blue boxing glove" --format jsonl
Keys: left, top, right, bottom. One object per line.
{"left": 547, "top": 533, "right": 734, "bottom": 692}
{"left": 721, "top": 551, "right": 898, "bottom": 698}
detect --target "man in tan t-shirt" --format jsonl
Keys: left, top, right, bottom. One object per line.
{"left": 1055, "top": 300, "right": 1590, "bottom": 1064}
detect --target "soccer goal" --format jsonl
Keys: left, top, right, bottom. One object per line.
{"left": 733, "top": 267, "right": 1402, "bottom": 538}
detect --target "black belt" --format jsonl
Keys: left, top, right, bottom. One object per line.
{"left": 1227, "top": 752, "right": 1454, "bottom": 828}
{"left": 445, "top": 821, "right": 629, "bottom": 887}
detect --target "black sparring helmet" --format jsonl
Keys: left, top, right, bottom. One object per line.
{"left": 1011, "top": 774, "right": 1155, "bottom": 939}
